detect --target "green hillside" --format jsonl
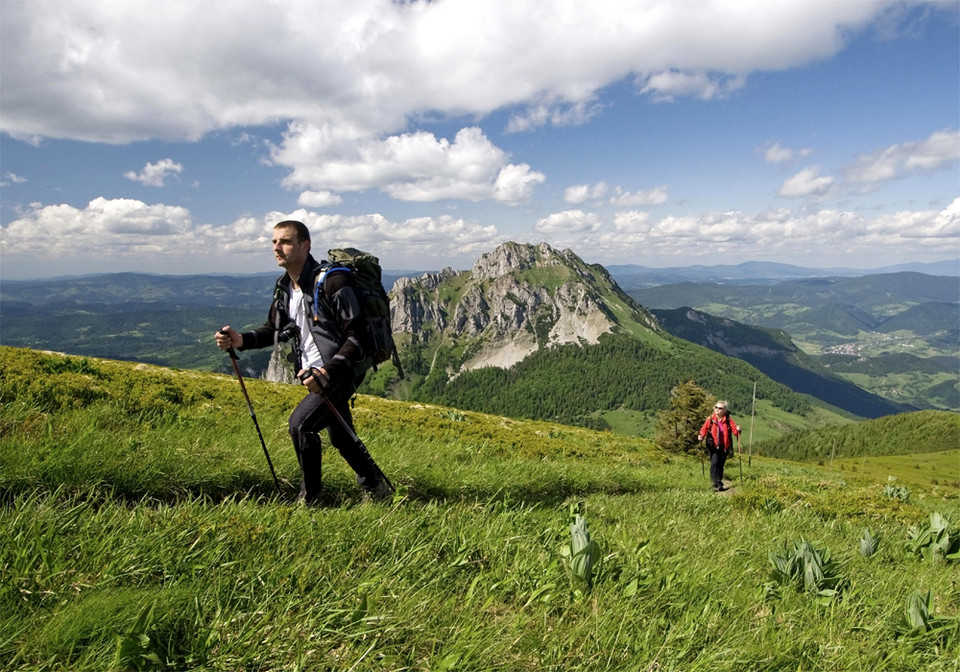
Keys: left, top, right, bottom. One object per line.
{"left": 879, "top": 302, "right": 960, "bottom": 335}
{"left": 752, "top": 410, "right": 960, "bottom": 465}
{"left": 649, "top": 307, "right": 912, "bottom": 419}
{"left": 628, "top": 273, "right": 959, "bottom": 411}
{"left": 815, "top": 353, "right": 960, "bottom": 412}
{"left": 628, "top": 272, "right": 958, "bottom": 354}
{"left": 2, "top": 347, "right": 958, "bottom": 671}
{"left": 410, "top": 332, "right": 856, "bottom": 434}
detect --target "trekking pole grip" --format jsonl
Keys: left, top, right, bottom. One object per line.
{"left": 218, "top": 329, "right": 240, "bottom": 360}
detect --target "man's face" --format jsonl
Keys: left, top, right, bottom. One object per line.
{"left": 272, "top": 226, "right": 310, "bottom": 271}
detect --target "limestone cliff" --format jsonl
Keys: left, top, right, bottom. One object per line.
{"left": 391, "top": 241, "right": 663, "bottom": 373}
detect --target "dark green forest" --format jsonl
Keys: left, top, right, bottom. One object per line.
{"left": 400, "top": 332, "right": 814, "bottom": 430}
{"left": 751, "top": 409, "right": 959, "bottom": 462}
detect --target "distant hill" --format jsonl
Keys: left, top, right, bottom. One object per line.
{"left": 628, "top": 272, "right": 958, "bottom": 315}
{"left": 649, "top": 307, "right": 913, "bottom": 419}
{"left": 629, "top": 273, "right": 958, "bottom": 411}
{"left": 752, "top": 409, "right": 959, "bottom": 465}
{"left": 779, "top": 302, "right": 879, "bottom": 336}
{"left": 608, "top": 259, "right": 959, "bottom": 289}
{"left": 627, "top": 271, "right": 958, "bottom": 356}
{"left": 0, "top": 270, "right": 410, "bottom": 373}
{"left": 877, "top": 302, "right": 959, "bottom": 335}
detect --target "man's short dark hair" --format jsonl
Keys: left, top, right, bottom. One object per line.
{"left": 274, "top": 220, "right": 311, "bottom": 244}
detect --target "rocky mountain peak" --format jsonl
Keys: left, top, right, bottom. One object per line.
{"left": 471, "top": 241, "right": 571, "bottom": 281}
{"left": 390, "top": 241, "right": 662, "bottom": 373}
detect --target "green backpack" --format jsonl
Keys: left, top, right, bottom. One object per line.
{"left": 317, "top": 247, "right": 404, "bottom": 379}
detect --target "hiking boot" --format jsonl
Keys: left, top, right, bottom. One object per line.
{"left": 357, "top": 470, "right": 394, "bottom": 502}
{"left": 362, "top": 478, "right": 394, "bottom": 503}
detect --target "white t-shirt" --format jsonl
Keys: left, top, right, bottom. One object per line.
{"left": 290, "top": 287, "right": 324, "bottom": 370}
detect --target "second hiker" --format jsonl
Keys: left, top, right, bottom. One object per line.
{"left": 697, "top": 400, "right": 740, "bottom": 492}
{"left": 215, "top": 219, "right": 393, "bottom": 504}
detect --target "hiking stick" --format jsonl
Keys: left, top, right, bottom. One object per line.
{"left": 221, "top": 333, "right": 282, "bottom": 494}
{"left": 316, "top": 390, "right": 395, "bottom": 493}
{"left": 749, "top": 381, "right": 756, "bottom": 467}
{"left": 737, "top": 435, "right": 743, "bottom": 484}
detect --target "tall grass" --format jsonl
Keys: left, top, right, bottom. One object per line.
{"left": 2, "top": 347, "right": 959, "bottom": 671}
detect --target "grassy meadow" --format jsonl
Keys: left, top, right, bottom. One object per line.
{"left": 1, "top": 346, "right": 959, "bottom": 671}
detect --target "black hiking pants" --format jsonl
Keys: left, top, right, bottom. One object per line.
{"left": 288, "top": 382, "right": 380, "bottom": 503}
{"left": 708, "top": 447, "right": 728, "bottom": 490}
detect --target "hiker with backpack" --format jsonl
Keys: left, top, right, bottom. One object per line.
{"left": 215, "top": 220, "right": 393, "bottom": 504}
{"left": 697, "top": 400, "right": 740, "bottom": 492}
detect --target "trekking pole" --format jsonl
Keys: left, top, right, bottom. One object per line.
{"left": 315, "top": 388, "right": 395, "bottom": 493}
{"left": 220, "top": 331, "right": 282, "bottom": 494}
{"left": 696, "top": 434, "right": 704, "bottom": 477}
{"left": 737, "top": 435, "right": 743, "bottom": 484}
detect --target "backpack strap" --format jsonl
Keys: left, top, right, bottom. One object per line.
{"left": 272, "top": 275, "right": 288, "bottom": 340}
{"left": 313, "top": 265, "right": 351, "bottom": 320}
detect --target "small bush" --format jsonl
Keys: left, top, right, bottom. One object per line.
{"left": 905, "top": 512, "right": 960, "bottom": 564}
{"left": 883, "top": 483, "right": 911, "bottom": 502}
{"left": 897, "top": 589, "right": 959, "bottom": 645}
{"left": 859, "top": 528, "right": 880, "bottom": 559}
{"left": 560, "top": 508, "right": 602, "bottom": 598}
{"left": 766, "top": 540, "right": 846, "bottom": 602}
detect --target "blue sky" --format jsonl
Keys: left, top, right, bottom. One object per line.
{"left": 1, "top": 0, "right": 958, "bottom": 279}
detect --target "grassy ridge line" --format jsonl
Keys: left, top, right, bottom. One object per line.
{"left": 831, "top": 450, "right": 960, "bottom": 489}
{"left": 752, "top": 410, "right": 960, "bottom": 464}
{"left": 3, "top": 346, "right": 960, "bottom": 670}
{"left": 0, "top": 346, "right": 666, "bottom": 503}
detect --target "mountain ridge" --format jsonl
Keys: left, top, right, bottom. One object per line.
{"left": 391, "top": 241, "right": 664, "bottom": 373}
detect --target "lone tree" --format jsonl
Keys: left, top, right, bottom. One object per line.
{"left": 654, "top": 380, "right": 714, "bottom": 455}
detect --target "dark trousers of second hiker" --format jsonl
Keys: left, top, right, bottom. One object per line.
{"left": 289, "top": 385, "right": 380, "bottom": 503}
{"left": 709, "top": 448, "right": 727, "bottom": 491}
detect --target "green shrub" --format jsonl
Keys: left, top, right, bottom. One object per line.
{"left": 859, "top": 528, "right": 880, "bottom": 559}
{"left": 905, "top": 512, "right": 960, "bottom": 564}
{"left": 766, "top": 540, "right": 846, "bottom": 602}
{"left": 560, "top": 508, "right": 602, "bottom": 598}
{"left": 897, "top": 589, "right": 959, "bottom": 645}
{"left": 883, "top": 483, "right": 911, "bottom": 502}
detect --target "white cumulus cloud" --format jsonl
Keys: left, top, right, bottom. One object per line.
{"left": 297, "top": 191, "right": 343, "bottom": 208}
{"left": 275, "top": 126, "right": 544, "bottom": 205}
{"left": 845, "top": 128, "right": 960, "bottom": 187}
{"left": 534, "top": 210, "right": 603, "bottom": 234}
{"left": 0, "top": 198, "right": 503, "bottom": 268}
{"left": 567, "top": 199, "right": 960, "bottom": 265}
{"left": 779, "top": 166, "right": 835, "bottom": 198}
{"left": 1, "top": 197, "right": 194, "bottom": 258}
{"left": 564, "top": 182, "right": 609, "bottom": 205}
{"left": 124, "top": 159, "right": 183, "bottom": 187}
{"left": 763, "top": 141, "right": 812, "bottom": 164}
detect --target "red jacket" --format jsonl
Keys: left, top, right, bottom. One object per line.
{"left": 699, "top": 414, "right": 740, "bottom": 451}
